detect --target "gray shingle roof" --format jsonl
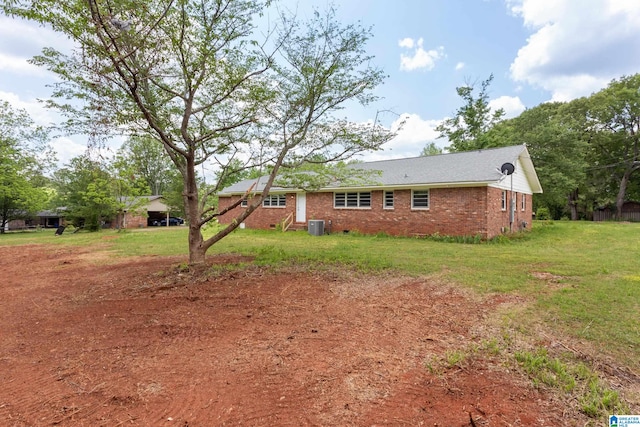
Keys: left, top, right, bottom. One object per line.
{"left": 219, "top": 145, "right": 542, "bottom": 195}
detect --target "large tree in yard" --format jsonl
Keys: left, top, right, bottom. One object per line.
{"left": 2, "top": 0, "right": 393, "bottom": 264}
{"left": 0, "top": 101, "right": 52, "bottom": 233}
{"left": 585, "top": 74, "right": 640, "bottom": 219}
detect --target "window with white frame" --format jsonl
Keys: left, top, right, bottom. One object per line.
{"left": 501, "top": 190, "right": 507, "bottom": 211}
{"left": 262, "top": 194, "right": 286, "bottom": 207}
{"left": 384, "top": 191, "right": 394, "bottom": 209}
{"left": 334, "top": 192, "right": 371, "bottom": 208}
{"left": 521, "top": 193, "right": 526, "bottom": 211}
{"left": 241, "top": 198, "right": 248, "bottom": 207}
{"left": 411, "top": 189, "right": 430, "bottom": 209}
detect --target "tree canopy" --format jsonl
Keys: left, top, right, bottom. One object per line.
{"left": 53, "top": 155, "right": 118, "bottom": 230}
{"left": 436, "top": 74, "right": 505, "bottom": 152}
{"left": 0, "top": 101, "right": 52, "bottom": 232}
{"left": 482, "top": 74, "right": 640, "bottom": 220}
{"left": 2, "top": 0, "right": 395, "bottom": 263}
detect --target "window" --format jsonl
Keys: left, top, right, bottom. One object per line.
{"left": 501, "top": 190, "right": 507, "bottom": 211}
{"left": 521, "top": 193, "right": 526, "bottom": 211}
{"left": 384, "top": 191, "right": 394, "bottom": 209}
{"left": 334, "top": 192, "right": 371, "bottom": 208}
{"left": 241, "top": 199, "right": 248, "bottom": 207}
{"left": 263, "top": 194, "right": 286, "bottom": 207}
{"left": 412, "top": 190, "right": 429, "bottom": 209}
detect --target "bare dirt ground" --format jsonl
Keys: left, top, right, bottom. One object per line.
{"left": 0, "top": 243, "right": 599, "bottom": 426}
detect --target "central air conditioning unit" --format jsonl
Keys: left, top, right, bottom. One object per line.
{"left": 307, "top": 220, "right": 325, "bottom": 236}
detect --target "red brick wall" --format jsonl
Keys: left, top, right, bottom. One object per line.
{"left": 124, "top": 213, "right": 148, "bottom": 229}
{"left": 218, "top": 187, "right": 534, "bottom": 238}
{"left": 112, "top": 212, "right": 148, "bottom": 229}
{"left": 486, "top": 187, "right": 533, "bottom": 237}
{"left": 218, "top": 195, "right": 296, "bottom": 229}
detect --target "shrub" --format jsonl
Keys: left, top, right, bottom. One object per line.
{"left": 536, "top": 207, "right": 551, "bottom": 220}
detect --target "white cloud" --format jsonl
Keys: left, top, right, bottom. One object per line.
{"left": 455, "top": 62, "right": 465, "bottom": 71}
{"left": 363, "top": 113, "right": 445, "bottom": 161}
{"left": 0, "top": 90, "right": 89, "bottom": 165}
{"left": 0, "top": 52, "right": 47, "bottom": 76}
{"left": 398, "top": 37, "right": 445, "bottom": 72}
{"left": 50, "top": 136, "right": 89, "bottom": 165}
{"left": 488, "top": 95, "right": 526, "bottom": 118}
{"left": 398, "top": 38, "right": 415, "bottom": 49}
{"left": 508, "top": 0, "right": 640, "bottom": 101}
{"left": 0, "top": 90, "right": 54, "bottom": 125}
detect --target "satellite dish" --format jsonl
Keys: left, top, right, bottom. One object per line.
{"left": 501, "top": 162, "right": 515, "bottom": 175}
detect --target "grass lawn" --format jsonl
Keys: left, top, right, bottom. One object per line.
{"left": 2, "top": 221, "right": 639, "bottom": 371}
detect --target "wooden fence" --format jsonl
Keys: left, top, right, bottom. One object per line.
{"left": 593, "top": 211, "right": 640, "bottom": 222}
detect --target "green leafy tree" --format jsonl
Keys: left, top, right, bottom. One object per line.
{"left": 54, "top": 155, "right": 118, "bottom": 231}
{"left": 114, "top": 136, "right": 185, "bottom": 220}
{"left": 436, "top": 74, "right": 505, "bottom": 152}
{"left": 486, "top": 101, "right": 590, "bottom": 219}
{"left": 115, "top": 136, "right": 173, "bottom": 196}
{"left": 585, "top": 74, "right": 640, "bottom": 218}
{"left": 420, "top": 142, "right": 443, "bottom": 156}
{"left": 3, "top": 1, "right": 395, "bottom": 264}
{"left": 0, "top": 101, "right": 52, "bottom": 232}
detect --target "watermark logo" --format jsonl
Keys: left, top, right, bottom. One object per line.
{"left": 610, "top": 415, "right": 640, "bottom": 427}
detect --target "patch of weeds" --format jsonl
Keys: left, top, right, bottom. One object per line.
{"left": 513, "top": 347, "right": 627, "bottom": 418}
{"left": 501, "top": 330, "right": 514, "bottom": 347}
{"left": 425, "top": 233, "right": 484, "bottom": 244}
{"left": 373, "top": 231, "right": 391, "bottom": 239}
{"left": 487, "top": 234, "right": 511, "bottom": 244}
{"left": 515, "top": 348, "right": 575, "bottom": 391}
{"left": 423, "top": 356, "right": 441, "bottom": 375}
{"left": 444, "top": 349, "right": 466, "bottom": 368}
{"left": 176, "top": 262, "right": 190, "bottom": 273}
{"left": 481, "top": 338, "right": 502, "bottom": 356}
{"left": 578, "top": 371, "right": 626, "bottom": 418}
{"left": 423, "top": 349, "right": 468, "bottom": 374}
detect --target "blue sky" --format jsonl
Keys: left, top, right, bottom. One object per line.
{"left": 1, "top": 0, "right": 640, "bottom": 165}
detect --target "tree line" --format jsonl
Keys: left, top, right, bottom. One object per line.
{"left": 5, "top": 71, "right": 638, "bottom": 234}
{"left": 1, "top": 117, "right": 185, "bottom": 232}
{"left": 2, "top": 0, "right": 638, "bottom": 261}
{"left": 433, "top": 73, "right": 640, "bottom": 220}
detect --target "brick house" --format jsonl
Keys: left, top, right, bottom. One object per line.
{"left": 115, "top": 195, "right": 174, "bottom": 228}
{"left": 217, "top": 145, "right": 543, "bottom": 239}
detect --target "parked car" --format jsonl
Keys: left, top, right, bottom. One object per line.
{"left": 160, "top": 217, "right": 184, "bottom": 226}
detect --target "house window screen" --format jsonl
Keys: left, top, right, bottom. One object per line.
{"left": 384, "top": 191, "right": 394, "bottom": 208}
{"left": 263, "top": 194, "right": 286, "bottom": 207}
{"left": 412, "top": 190, "right": 429, "bottom": 209}
{"left": 334, "top": 192, "right": 371, "bottom": 208}
{"left": 521, "top": 193, "right": 526, "bottom": 211}
{"left": 501, "top": 190, "right": 507, "bottom": 211}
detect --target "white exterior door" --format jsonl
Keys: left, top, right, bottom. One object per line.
{"left": 296, "top": 193, "right": 306, "bottom": 223}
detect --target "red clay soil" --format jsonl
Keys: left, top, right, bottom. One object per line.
{"left": 0, "top": 244, "right": 591, "bottom": 426}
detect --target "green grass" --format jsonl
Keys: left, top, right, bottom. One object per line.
{"left": 514, "top": 348, "right": 627, "bottom": 417}
{"left": 2, "top": 221, "right": 639, "bottom": 372}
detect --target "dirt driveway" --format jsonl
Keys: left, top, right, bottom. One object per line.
{"left": 0, "top": 244, "right": 590, "bottom": 426}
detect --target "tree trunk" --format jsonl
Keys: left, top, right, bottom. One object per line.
{"left": 568, "top": 188, "right": 579, "bottom": 220}
{"left": 188, "top": 225, "right": 207, "bottom": 265}
{"left": 614, "top": 171, "right": 630, "bottom": 220}
{"left": 184, "top": 156, "right": 207, "bottom": 265}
